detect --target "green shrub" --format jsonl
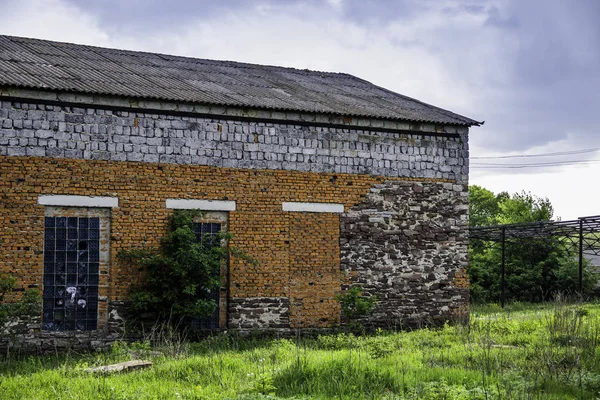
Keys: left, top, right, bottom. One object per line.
{"left": 0, "top": 274, "right": 40, "bottom": 328}
{"left": 335, "top": 286, "right": 376, "bottom": 332}
{"left": 119, "top": 210, "right": 230, "bottom": 325}
{"left": 316, "top": 333, "right": 358, "bottom": 350}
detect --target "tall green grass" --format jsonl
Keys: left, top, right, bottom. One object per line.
{"left": 1, "top": 300, "right": 600, "bottom": 399}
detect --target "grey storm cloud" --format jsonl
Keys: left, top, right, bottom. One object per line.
{"left": 60, "top": 0, "right": 254, "bottom": 30}
{"left": 475, "top": 0, "right": 600, "bottom": 154}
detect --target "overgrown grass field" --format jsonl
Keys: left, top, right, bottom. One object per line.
{"left": 1, "top": 301, "right": 600, "bottom": 399}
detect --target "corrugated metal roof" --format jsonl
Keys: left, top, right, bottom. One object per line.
{"left": 0, "top": 35, "right": 481, "bottom": 126}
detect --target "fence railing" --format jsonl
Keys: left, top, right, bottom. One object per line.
{"left": 469, "top": 215, "right": 600, "bottom": 306}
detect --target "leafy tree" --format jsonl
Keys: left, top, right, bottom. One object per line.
{"left": 468, "top": 185, "right": 551, "bottom": 227}
{"left": 496, "top": 191, "right": 554, "bottom": 225}
{"left": 468, "top": 185, "right": 505, "bottom": 227}
{"left": 468, "top": 186, "right": 597, "bottom": 303}
{"left": 119, "top": 210, "right": 230, "bottom": 325}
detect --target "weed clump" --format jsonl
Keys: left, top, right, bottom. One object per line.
{"left": 335, "top": 286, "right": 376, "bottom": 333}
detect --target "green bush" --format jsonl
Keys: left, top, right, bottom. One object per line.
{"left": 0, "top": 274, "right": 40, "bottom": 327}
{"left": 335, "top": 286, "right": 376, "bottom": 332}
{"left": 119, "top": 210, "right": 230, "bottom": 325}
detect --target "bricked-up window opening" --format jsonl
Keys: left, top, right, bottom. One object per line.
{"left": 191, "top": 222, "right": 222, "bottom": 329}
{"left": 42, "top": 217, "right": 99, "bottom": 331}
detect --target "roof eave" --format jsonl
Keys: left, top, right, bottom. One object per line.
{"left": 0, "top": 84, "right": 482, "bottom": 128}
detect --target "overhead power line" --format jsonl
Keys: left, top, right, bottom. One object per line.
{"left": 471, "top": 147, "right": 600, "bottom": 160}
{"left": 471, "top": 159, "right": 600, "bottom": 169}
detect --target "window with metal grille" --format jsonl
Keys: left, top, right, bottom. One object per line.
{"left": 42, "top": 217, "right": 99, "bottom": 331}
{"left": 191, "top": 222, "right": 222, "bottom": 329}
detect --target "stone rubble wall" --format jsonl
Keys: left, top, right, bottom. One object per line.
{"left": 0, "top": 301, "right": 127, "bottom": 353}
{"left": 228, "top": 297, "right": 290, "bottom": 329}
{"left": 340, "top": 181, "right": 470, "bottom": 328}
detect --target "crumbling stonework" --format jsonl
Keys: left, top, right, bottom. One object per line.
{"left": 340, "top": 181, "right": 470, "bottom": 328}
{"left": 1, "top": 301, "right": 126, "bottom": 353}
{"left": 228, "top": 297, "right": 290, "bottom": 329}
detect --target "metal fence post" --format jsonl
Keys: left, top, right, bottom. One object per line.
{"left": 579, "top": 219, "right": 583, "bottom": 294}
{"left": 501, "top": 226, "right": 506, "bottom": 308}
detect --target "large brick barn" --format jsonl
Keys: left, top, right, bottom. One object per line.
{"left": 0, "top": 35, "right": 479, "bottom": 349}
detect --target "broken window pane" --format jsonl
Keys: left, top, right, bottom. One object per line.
{"left": 42, "top": 217, "right": 99, "bottom": 331}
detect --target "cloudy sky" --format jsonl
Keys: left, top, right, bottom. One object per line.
{"left": 1, "top": 0, "right": 599, "bottom": 220}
